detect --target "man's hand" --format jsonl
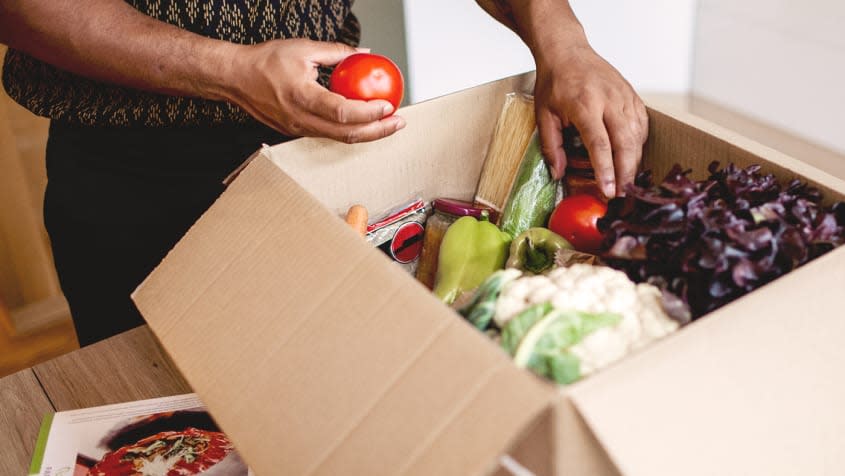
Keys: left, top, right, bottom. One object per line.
{"left": 534, "top": 41, "right": 648, "bottom": 197}
{"left": 223, "top": 39, "right": 405, "bottom": 143}
{"left": 476, "top": 0, "right": 649, "bottom": 198}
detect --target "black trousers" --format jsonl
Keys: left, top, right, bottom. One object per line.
{"left": 44, "top": 121, "right": 286, "bottom": 346}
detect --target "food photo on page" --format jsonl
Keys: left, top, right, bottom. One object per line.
{"left": 28, "top": 395, "right": 253, "bottom": 476}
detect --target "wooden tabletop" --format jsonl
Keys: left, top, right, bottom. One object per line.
{"left": 0, "top": 326, "right": 191, "bottom": 476}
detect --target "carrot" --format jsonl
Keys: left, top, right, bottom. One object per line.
{"left": 345, "top": 204, "right": 368, "bottom": 237}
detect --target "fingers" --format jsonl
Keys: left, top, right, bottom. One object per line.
{"left": 635, "top": 97, "right": 649, "bottom": 148}
{"left": 304, "top": 40, "right": 359, "bottom": 66}
{"left": 571, "top": 111, "right": 615, "bottom": 199}
{"left": 568, "top": 94, "right": 648, "bottom": 198}
{"left": 288, "top": 82, "right": 402, "bottom": 142}
{"left": 275, "top": 98, "right": 405, "bottom": 143}
{"left": 617, "top": 96, "right": 649, "bottom": 195}
{"left": 291, "top": 41, "right": 401, "bottom": 141}
{"left": 305, "top": 113, "right": 406, "bottom": 144}
{"left": 250, "top": 96, "right": 405, "bottom": 144}
{"left": 604, "top": 107, "right": 641, "bottom": 196}
{"left": 234, "top": 38, "right": 404, "bottom": 144}
{"left": 538, "top": 109, "right": 567, "bottom": 180}
{"left": 303, "top": 82, "right": 394, "bottom": 124}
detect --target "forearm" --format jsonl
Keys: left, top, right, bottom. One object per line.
{"left": 0, "top": 0, "right": 236, "bottom": 102}
{"left": 0, "top": 0, "right": 405, "bottom": 142}
{"left": 475, "top": 0, "right": 589, "bottom": 58}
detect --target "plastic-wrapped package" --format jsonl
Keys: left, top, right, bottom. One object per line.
{"left": 498, "top": 131, "right": 560, "bottom": 239}
{"left": 365, "top": 198, "right": 429, "bottom": 274}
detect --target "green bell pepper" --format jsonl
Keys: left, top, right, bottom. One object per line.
{"left": 433, "top": 215, "right": 511, "bottom": 305}
{"left": 506, "top": 228, "right": 572, "bottom": 274}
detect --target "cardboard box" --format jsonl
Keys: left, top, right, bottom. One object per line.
{"left": 133, "top": 72, "right": 845, "bottom": 476}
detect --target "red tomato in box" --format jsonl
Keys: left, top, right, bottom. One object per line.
{"left": 548, "top": 194, "right": 608, "bottom": 253}
{"left": 329, "top": 53, "right": 404, "bottom": 113}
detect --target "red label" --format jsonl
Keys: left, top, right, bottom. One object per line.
{"left": 390, "top": 222, "right": 425, "bottom": 264}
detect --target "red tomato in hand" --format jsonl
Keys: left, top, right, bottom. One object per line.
{"left": 329, "top": 53, "right": 404, "bottom": 113}
{"left": 548, "top": 194, "right": 608, "bottom": 253}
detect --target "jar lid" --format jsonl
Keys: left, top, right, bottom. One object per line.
{"left": 433, "top": 198, "right": 499, "bottom": 222}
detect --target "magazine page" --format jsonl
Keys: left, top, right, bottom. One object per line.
{"left": 29, "top": 393, "right": 253, "bottom": 476}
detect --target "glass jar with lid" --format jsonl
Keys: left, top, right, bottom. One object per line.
{"left": 415, "top": 199, "right": 498, "bottom": 290}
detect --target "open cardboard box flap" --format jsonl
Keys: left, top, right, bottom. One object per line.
{"left": 568, "top": 246, "right": 845, "bottom": 476}
{"left": 135, "top": 73, "right": 845, "bottom": 475}
{"left": 132, "top": 73, "right": 557, "bottom": 476}
{"left": 561, "top": 109, "right": 845, "bottom": 476}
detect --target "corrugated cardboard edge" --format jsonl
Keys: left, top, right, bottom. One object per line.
{"left": 132, "top": 150, "right": 557, "bottom": 476}
{"left": 497, "top": 391, "right": 621, "bottom": 476}
{"left": 130, "top": 74, "right": 845, "bottom": 476}
{"left": 261, "top": 71, "right": 538, "bottom": 220}
{"left": 561, "top": 106, "right": 845, "bottom": 476}
{"left": 568, "top": 246, "right": 845, "bottom": 476}
{"left": 642, "top": 105, "right": 845, "bottom": 201}
{"left": 497, "top": 103, "right": 845, "bottom": 476}
{"left": 222, "top": 144, "right": 275, "bottom": 186}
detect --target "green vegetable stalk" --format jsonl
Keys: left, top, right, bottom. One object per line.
{"left": 500, "top": 303, "right": 553, "bottom": 355}
{"left": 499, "top": 132, "right": 559, "bottom": 239}
{"left": 507, "top": 228, "right": 572, "bottom": 274}
{"left": 504, "top": 307, "right": 621, "bottom": 385}
{"left": 457, "top": 268, "right": 523, "bottom": 330}
{"left": 433, "top": 215, "right": 511, "bottom": 305}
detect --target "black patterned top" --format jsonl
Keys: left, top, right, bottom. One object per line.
{"left": 1, "top": 0, "right": 359, "bottom": 127}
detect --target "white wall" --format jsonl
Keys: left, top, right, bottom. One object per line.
{"left": 572, "top": 0, "right": 697, "bottom": 94}
{"left": 402, "top": 1, "right": 535, "bottom": 103}
{"left": 692, "top": 0, "right": 845, "bottom": 154}
{"left": 402, "top": 0, "right": 698, "bottom": 103}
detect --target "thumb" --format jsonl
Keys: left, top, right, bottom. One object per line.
{"left": 308, "top": 41, "right": 359, "bottom": 66}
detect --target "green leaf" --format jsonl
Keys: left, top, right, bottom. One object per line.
{"left": 513, "top": 309, "right": 622, "bottom": 384}
{"left": 547, "top": 351, "right": 582, "bottom": 385}
{"left": 500, "top": 303, "right": 554, "bottom": 355}
{"left": 529, "top": 350, "right": 581, "bottom": 385}
{"left": 458, "top": 269, "right": 521, "bottom": 330}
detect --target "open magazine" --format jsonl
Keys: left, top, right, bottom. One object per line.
{"left": 29, "top": 393, "right": 253, "bottom": 476}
